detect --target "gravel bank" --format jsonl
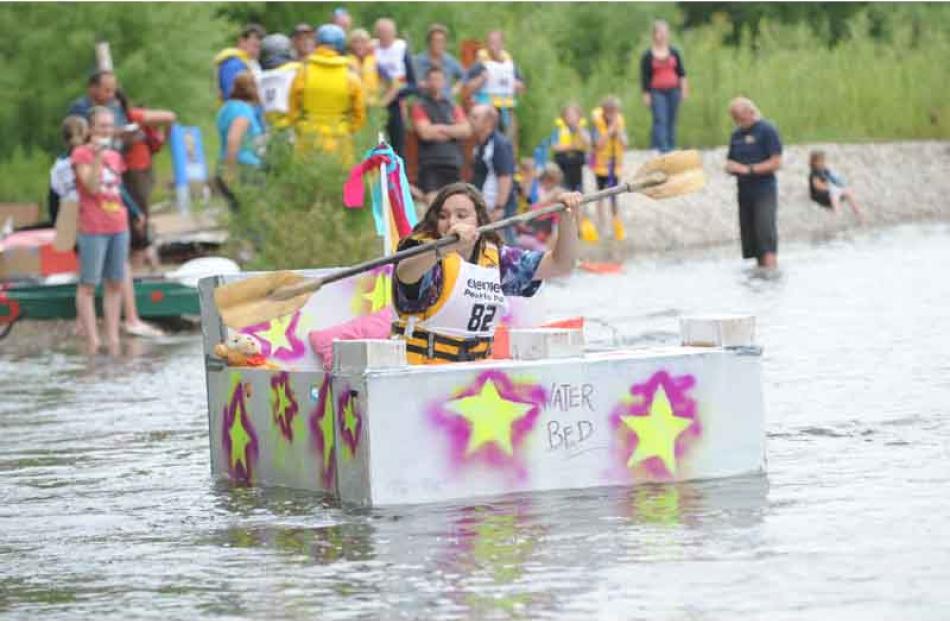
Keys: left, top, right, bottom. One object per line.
{"left": 586, "top": 140, "right": 950, "bottom": 256}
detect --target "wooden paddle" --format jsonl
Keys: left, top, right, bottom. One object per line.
{"left": 214, "top": 150, "right": 706, "bottom": 329}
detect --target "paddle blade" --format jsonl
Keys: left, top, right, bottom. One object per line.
{"left": 634, "top": 149, "right": 702, "bottom": 178}
{"left": 214, "top": 270, "right": 309, "bottom": 329}
{"left": 639, "top": 168, "right": 707, "bottom": 200}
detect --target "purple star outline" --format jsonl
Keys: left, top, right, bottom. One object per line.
{"left": 609, "top": 370, "right": 702, "bottom": 480}
{"left": 336, "top": 383, "right": 363, "bottom": 458}
{"left": 240, "top": 310, "right": 306, "bottom": 360}
{"left": 270, "top": 371, "right": 299, "bottom": 443}
{"left": 429, "top": 370, "right": 547, "bottom": 475}
{"left": 221, "top": 380, "right": 260, "bottom": 485}
{"left": 308, "top": 375, "right": 336, "bottom": 489}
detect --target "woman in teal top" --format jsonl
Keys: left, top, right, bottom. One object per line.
{"left": 215, "top": 72, "right": 265, "bottom": 210}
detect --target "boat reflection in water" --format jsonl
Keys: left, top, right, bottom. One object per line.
{"left": 207, "top": 473, "right": 768, "bottom": 617}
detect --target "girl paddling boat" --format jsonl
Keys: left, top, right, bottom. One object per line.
{"left": 392, "top": 182, "right": 583, "bottom": 364}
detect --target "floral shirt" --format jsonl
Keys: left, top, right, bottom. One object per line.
{"left": 394, "top": 241, "right": 544, "bottom": 314}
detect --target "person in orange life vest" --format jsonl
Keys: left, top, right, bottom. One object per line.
{"left": 214, "top": 23, "right": 265, "bottom": 101}
{"left": 374, "top": 18, "right": 417, "bottom": 160}
{"left": 289, "top": 24, "right": 365, "bottom": 163}
{"left": 589, "top": 96, "right": 629, "bottom": 242}
{"left": 347, "top": 28, "right": 385, "bottom": 107}
{"left": 392, "top": 182, "right": 582, "bottom": 365}
{"left": 550, "top": 102, "right": 590, "bottom": 193}
{"left": 411, "top": 66, "right": 472, "bottom": 203}
{"left": 291, "top": 23, "right": 315, "bottom": 60}
{"left": 464, "top": 30, "right": 525, "bottom": 143}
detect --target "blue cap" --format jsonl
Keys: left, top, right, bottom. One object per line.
{"left": 316, "top": 24, "right": 346, "bottom": 53}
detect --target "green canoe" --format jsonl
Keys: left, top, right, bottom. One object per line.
{"left": 0, "top": 277, "right": 200, "bottom": 324}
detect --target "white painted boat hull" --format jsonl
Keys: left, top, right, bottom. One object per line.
{"left": 201, "top": 273, "right": 766, "bottom": 507}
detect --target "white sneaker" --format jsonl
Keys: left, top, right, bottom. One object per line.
{"left": 123, "top": 321, "right": 166, "bottom": 338}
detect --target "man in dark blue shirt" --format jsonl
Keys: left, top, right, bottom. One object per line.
{"left": 725, "top": 97, "right": 783, "bottom": 269}
{"left": 68, "top": 71, "right": 128, "bottom": 133}
{"left": 470, "top": 104, "right": 517, "bottom": 242}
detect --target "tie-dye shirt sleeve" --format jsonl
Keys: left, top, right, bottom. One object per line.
{"left": 393, "top": 243, "right": 545, "bottom": 314}
{"left": 498, "top": 245, "right": 544, "bottom": 297}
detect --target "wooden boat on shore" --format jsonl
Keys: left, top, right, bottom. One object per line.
{"left": 199, "top": 269, "right": 766, "bottom": 507}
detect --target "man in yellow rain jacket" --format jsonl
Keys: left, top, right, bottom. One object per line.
{"left": 214, "top": 24, "right": 265, "bottom": 101}
{"left": 289, "top": 24, "right": 366, "bottom": 162}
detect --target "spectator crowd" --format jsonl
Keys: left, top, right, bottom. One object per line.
{"left": 49, "top": 9, "right": 851, "bottom": 352}
{"left": 209, "top": 12, "right": 699, "bottom": 246}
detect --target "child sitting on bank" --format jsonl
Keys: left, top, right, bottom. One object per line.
{"left": 516, "top": 162, "right": 564, "bottom": 251}
{"left": 809, "top": 150, "right": 864, "bottom": 222}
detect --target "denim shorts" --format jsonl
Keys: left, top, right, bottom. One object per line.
{"left": 77, "top": 231, "right": 129, "bottom": 286}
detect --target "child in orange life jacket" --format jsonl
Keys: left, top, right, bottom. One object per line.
{"left": 392, "top": 182, "right": 583, "bottom": 365}
{"left": 551, "top": 103, "right": 590, "bottom": 193}
{"left": 516, "top": 163, "right": 564, "bottom": 251}
{"left": 550, "top": 103, "right": 595, "bottom": 241}
{"left": 590, "top": 96, "right": 629, "bottom": 241}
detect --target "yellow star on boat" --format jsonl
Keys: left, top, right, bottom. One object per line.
{"left": 446, "top": 380, "right": 534, "bottom": 456}
{"left": 229, "top": 407, "right": 251, "bottom": 471}
{"left": 621, "top": 385, "right": 692, "bottom": 474}
{"left": 362, "top": 273, "right": 391, "bottom": 313}
{"left": 318, "top": 390, "right": 335, "bottom": 472}
{"left": 260, "top": 314, "right": 295, "bottom": 354}
{"left": 274, "top": 383, "right": 293, "bottom": 417}
{"left": 342, "top": 399, "right": 359, "bottom": 437}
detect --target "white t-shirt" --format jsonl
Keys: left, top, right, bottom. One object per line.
{"left": 49, "top": 155, "right": 78, "bottom": 203}
{"left": 374, "top": 39, "right": 408, "bottom": 83}
{"left": 260, "top": 65, "right": 298, "bottom": 115}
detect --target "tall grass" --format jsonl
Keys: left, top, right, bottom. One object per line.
{"left": 227, "top": 114, "right": 385, "bottom": 270}
{"left": 580, "top": 11, "right": 950, "bottom": 150}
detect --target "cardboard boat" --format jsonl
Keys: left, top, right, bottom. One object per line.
{"left": 199, "top": 270, "right": 765, "bottom": 507}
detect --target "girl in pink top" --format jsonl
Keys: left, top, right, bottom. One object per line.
{"left": 72, "top": 106, "right": 129, "bottom": 355}
{"left": 639, "top": 20, "right": 689, "bottom": 153}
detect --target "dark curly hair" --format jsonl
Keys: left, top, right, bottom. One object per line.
{"left": 408, "top": 182, "right": 503, "bottom": 254}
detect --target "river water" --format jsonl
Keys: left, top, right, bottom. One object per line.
{"left": 2, "top": 223, "right": 949, "bottom": 620}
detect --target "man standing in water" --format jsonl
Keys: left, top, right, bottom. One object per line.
{"left": 725, "top": 97, "right": 783, "bottom": 270}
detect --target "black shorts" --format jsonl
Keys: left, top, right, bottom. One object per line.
{"left": 418, "top": 164, "right": 461, "bottom": 194}
{"left": 811, "top": 190, "right": 832, "bottom": 208}
{"left": 554, "top": 151, "right": 585, "bottom": 192}
{"left": 738, "top": 189, "right": 778, "bottom": 259}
